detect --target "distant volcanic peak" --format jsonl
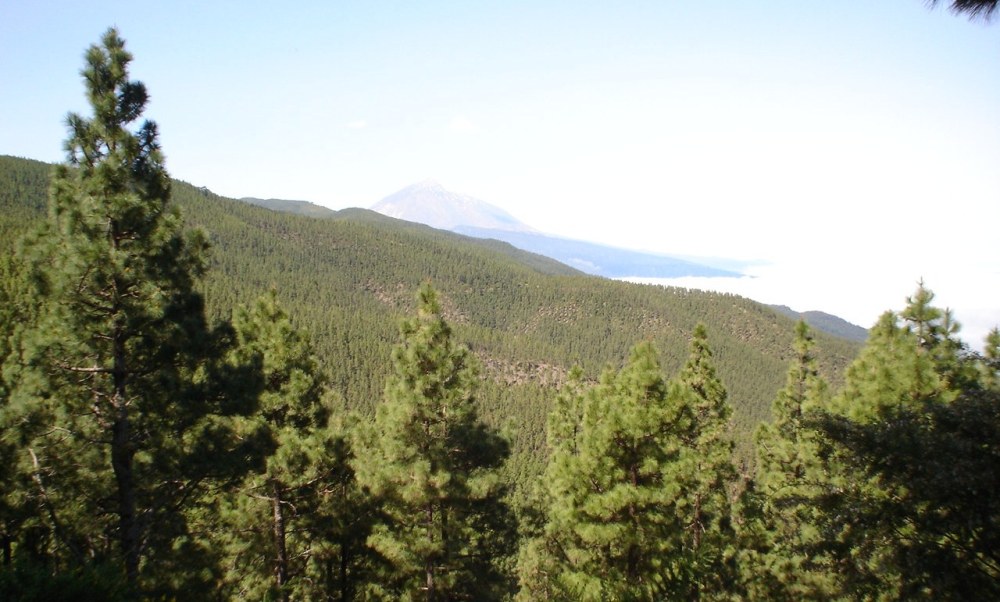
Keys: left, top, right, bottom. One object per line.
{"left": 372, "top": 181, "right": 535, "bottom": 233}
{"left": 412, "top": 178, "right": 445, "bottom": 190}
{"left": 389, "top": 180, "right": 446, "bottom": 198}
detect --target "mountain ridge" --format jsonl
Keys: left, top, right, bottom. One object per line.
{"left": 230, "top": 183, "right": 866, "bottom": 340}
{"left": 770, "top": 305, "right": 868, "bottom": 342}
{"left": 0, "top": 154, "right": 863, "bottom": 470}
{"left": 370, "top": 181, "right": 743, "bottom": 279}
{"left": 242, "top": 196, "right": 341, "bottom": 218}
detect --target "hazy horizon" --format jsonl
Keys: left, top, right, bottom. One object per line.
{"left": 364, "top": 177, "right": 993, "bottom": 343}
{"left": 2, "top": 1, "right": 997, "bottom": 345}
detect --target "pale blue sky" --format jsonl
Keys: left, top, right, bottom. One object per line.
{"left": 2, "top": 1, "right": 998, "bottom": 343}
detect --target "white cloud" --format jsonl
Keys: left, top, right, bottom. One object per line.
{"left": 345, "top": 119, "right": 368, "bottom": 130}
{"left": 623, "top": 258, "right": 999, "bottom": 349}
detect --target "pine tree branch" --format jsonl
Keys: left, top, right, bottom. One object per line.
{"left": 55, "top": 361, "right": 112, "bottom": 374}
{"left": 27, "top": 446, "right": 85, "bottom": 565}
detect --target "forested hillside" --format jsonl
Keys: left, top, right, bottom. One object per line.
{"left": 3, "top": 26, "right": 999, "bottom": 600}
{"left": 771, "top": 304, "right": 869, "bottom": 342}
{"left": 0, "top": 153, "right": 859, "bottom": 464}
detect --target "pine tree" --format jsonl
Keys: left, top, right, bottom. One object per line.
{"left": 0, "top": 29, "right": 263, "bottom": 594}
{"left": 806, "top": 310, "right": 927, "bottom": 598}
{"left": 900, "top": 281, "right": 972, "bottom": 391}
{"left": 810, "top": 284, "right": 1000, "bottom": 598}
{"left": 834, "top": 310, "right": 941, "bottom": 421}
{"left": 522, "top": 341, "right": 736, "bottom": 600}
{"left": 982, "top": 327, "right": 1000, "bottom": 390}
{"left": 305, "top": 413, "right": 379, "bottom": 602}
{"left": 216, "top": 290, "right": 375, "bottom": 601}
{"left": 211, "top": 290, "right": 328, "bottom": 599}
{"left": 0, "top": 252, "right": 34, "bottom": 573}
{"left": 673, "top": 323, "right": 736, "bottom": 596}
{"left": 515, "top": 368, "right": 588, "bottom": 601}
{"left": 354, "top": 282, "right": 512, "bottom": 601}
{"left": 740, "top": 321, "right": 836, "bottom": 600}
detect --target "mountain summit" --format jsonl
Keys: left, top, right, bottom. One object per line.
{"left": 371, "top": 181, "right": 536, "bottom": 233}
{"left": 371, "top": 181, "right": 742, "bottom": 280}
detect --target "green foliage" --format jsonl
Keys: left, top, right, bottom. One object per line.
{"left": 522, "top": 334, "right": 738, "bottom": 600}
{"left": 739, "top": 321, "right": 837, "bottom": 600}
{"left": 983, "top": 327, "right": 1000, "bottom": 390}
{"left": 0, "top": 249, "right": 38, "bottom": 565}
{"left": 214, "top": 291, "right": 377, "bottom": 600}
{"left": 817, "top": 386, "right": 1000, "bottom": 599}
{"left": 211, "top": 291, "right": 312, "bottom": 599}
{"left": 0, "top": 558, "right": 129, "bottom": 602}
{"left": 740, "top": 288, "right": 1000, "bottom": 601}
{"left": 0, "top": 29, "right": 265, "bottom": 596}
{"left": 354, "top": 283, "right": 514, "bottom": 600}
{"left": 0, "top": 154, "right": 862, "bottom": 500}
{"left": 803, "top": 284, "right": 1000, "bottom": 599}
{"left": 673, "top": 324, "right": 738, "bottom": 596}
{"left": 28, "top": 25, "right": 1000, "bottom": 602}
{"left": 4, "top": 25, "right": 1000, "bottom": 601}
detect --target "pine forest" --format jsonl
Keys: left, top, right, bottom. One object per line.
{"left": 1, "top": 29, "right": 997, "bottom": 601}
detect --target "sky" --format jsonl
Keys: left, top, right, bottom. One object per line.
{"left": 2, "top": 1, "right": 999, "bottom": 344}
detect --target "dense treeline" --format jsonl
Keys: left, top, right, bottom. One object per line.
{"left": 0, "top": 154, "right": 860, "bottom": 463}
{"left": 3, "top": 30, "right": 998, "bottom": 600}
{"left": 739, "top": 290, "right": 1000, "bottom": 600}
{"left": 0, "top": 152, "right": 864, "bottom": 484}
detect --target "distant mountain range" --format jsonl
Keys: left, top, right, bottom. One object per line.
{"left": 452, "top": 226, "right": 740, "bottom": 278}
{"left": 770, "top": 306, "right": 869, "bottom": 343}
{"left": 0, "top": 154, "right": 865, "bottom": 462}
{"left": 242, "top": 197, "right": 340, "bottom": 218}
{"left": 371, "top": 181, "right": 739, "bottom": 279}
{"left": 240, "top": 181, "right": 866, "bottom": 341}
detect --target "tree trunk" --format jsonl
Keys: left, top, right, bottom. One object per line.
{"left": 272, "top": 481, "right": 289, "bottom": 602}
{"left": 627, "top": 461, "right": 640, "bottom": 583}
{"left": 691, "top": 487, "right": 703, "bottom": 550}
{"left": 440, "top": 504, "right": 449, "bottom": 601}
{"left": 426, "top": 502, "right": 435, "bottom": 602}
{"left": 110, "top": 333, "right": 140, "bottom": 586}
{"left": 339, "top": 536, "right": 350, "bottom": 602}
{"left": 111, "top": 413, "right": 139, "bottom": 584}
{"left": 27, "top": 446, "right": 83, "bottom": 565}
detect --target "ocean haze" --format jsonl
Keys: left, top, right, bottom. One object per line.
{"left": 1, "top": 4, "right": 995, "bottom": 351}
{"left": 239, "top": 181, "right": 995, "bottom": 346}
{"left": 371, "top": 181, "right": 739, "bottom": 279}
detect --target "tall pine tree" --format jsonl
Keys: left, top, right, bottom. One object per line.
{"left": 740, "top": 320, "right": 836, "bottom": 600}
{"left": 516, "top": 368, "right": 589, "bottom": 601}
{"left": 811, "top": 283, "right": 1000, "bottom": 599}
{"left": 521, "top": 336, "right": 736, "bottom": 600}
{"left": 0, "top": 29, "right": 263, "bottom": 595}
{"left": 215, "top": 290, "right": 327, "bottom": 599}
{"left": 673, "top": 323, "right": 736, "bottom": 596}
{"left": 354, "top": 283, "right": 512, "bottom": 601}
{"left": 216, "top": 290, "right": 375, "bottom": 601}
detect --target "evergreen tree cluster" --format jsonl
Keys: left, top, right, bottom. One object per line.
{"left": 738, "top": 289, "right": 1000, "bottom": 600}
{"left": 1, "top": 29, "right": 998, "bottom": 601}
{"left": 0, "top": 152, "right": 862, "bottom": 465}
{"left": 518, "top": 329, "right": 737, "bottom": 600}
